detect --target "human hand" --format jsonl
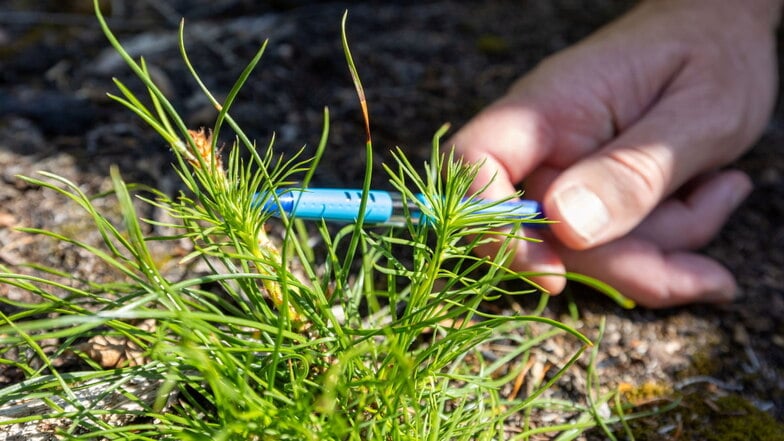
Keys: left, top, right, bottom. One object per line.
{"left": 449, "top": 0, "right": 781, "bottom": 307}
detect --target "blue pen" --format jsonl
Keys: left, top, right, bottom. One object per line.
{"left": 255, "top": 188, "right": 543, "bottom": 226}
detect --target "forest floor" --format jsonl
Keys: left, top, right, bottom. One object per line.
{"left": 0, "top": 1, "right": 782, "bottom": 439}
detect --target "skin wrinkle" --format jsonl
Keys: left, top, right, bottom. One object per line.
{"left": 576, "top": 77, "right": 617, "bottom": 146}
{"left": 622, "top": 45, "right": 689, "bottom": 132}
{"left": 535, "top": 21, "right": 693, "bottom": 170}
{"left": 540, "top": 105, "right": 607, "bottom": 168}
{"left": 605, "top": 143, "right": 671, "bottom": 208}
{"left": 521, "top": 82, "right": 611, "bottom": 168}
{"left": 511, "top": 57, "right": 614, "bottom": 162}
{"left": 615, "top": 1, "right": 769, "bottom": 159}
{"left": 611, "top": 74, "right": 742, "bottom": 195}
{"left": 584, "top": 5, "right": 691, "bottom": 130}
{"left": 591, "top": 45, "right": 642, "bottom": 135}
{"left": 679, "top": 8, "right": 776, "bottom": 155}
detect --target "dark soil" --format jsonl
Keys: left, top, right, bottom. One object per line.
{"left": 0, "top": 1, "right": 782, "bottom": 439}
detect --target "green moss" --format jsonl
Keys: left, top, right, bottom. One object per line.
{"left": 676, "top": 333, "right": 726, "bottom": 380}
{"left": 689, "top": 394, "right": 784, "bottom": 441}
{"left": 475, "top": 35, "right": 510, "bottom": 55}
{"left": 686, "top": 349, "right": 720, "bottom": 376}
{"left": 620, "top": 392, "right": 784, "bottom": 441}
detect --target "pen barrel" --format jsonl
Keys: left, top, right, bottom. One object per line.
{"left": 260, "top": 189, "right": 394, "bottom": 224}
{"left": 414, "top": 197, "right": 542, "bottom": 226}
{"left": 256, "top": 188, "right": 543, "bottom": 226}
{"left": 468, "top": 199, "right": 541, "bottom": 219}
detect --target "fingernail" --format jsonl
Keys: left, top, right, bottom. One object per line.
{"left": 553, "top": 186, "right": 609, "bottom": 245}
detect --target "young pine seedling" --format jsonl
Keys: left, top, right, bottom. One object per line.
{"left": 0, "top": 2, "right": 639, "bottom": 439}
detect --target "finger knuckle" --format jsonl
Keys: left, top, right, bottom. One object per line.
{"left": 605, "top": 146, "right": 669, "bottom": 205}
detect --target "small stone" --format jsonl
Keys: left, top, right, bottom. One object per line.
{"left": 0, "top": 212, "right": 16, "bottom": 228}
